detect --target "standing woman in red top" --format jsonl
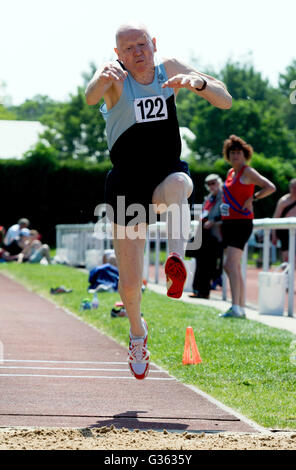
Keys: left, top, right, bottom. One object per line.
{"left": 220, "top": 135, "right": 276, "bottom": 318}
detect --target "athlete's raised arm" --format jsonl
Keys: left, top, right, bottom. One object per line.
{"left": 85, "top": 61, "right": 128, "bottom": 107}
{"left": 162, "top": 58, "right": 232, "bottom": 109}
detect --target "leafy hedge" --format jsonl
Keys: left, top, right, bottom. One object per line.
{"left": 1, "top": 148, "right": 293, "bottom": 246}
{"left": 0, "top": 150, "right": 111, "bottom": 245}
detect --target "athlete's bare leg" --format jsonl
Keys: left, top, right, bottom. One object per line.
{"left": 112, "top": 223, "right": 147, "bottom": 337}
{"left": 223, "top": 246, "right": 245, "bottom": 307}
{"left": 152, "top": 172, "right": 193, "bottom": 257}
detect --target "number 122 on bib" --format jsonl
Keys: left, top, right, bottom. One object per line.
{"left": 134, "top": 95, "right": 168, "bottom": 123}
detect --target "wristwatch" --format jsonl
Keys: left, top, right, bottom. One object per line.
{"left": 195, "top": 78, "right": 207, "bottom": 91}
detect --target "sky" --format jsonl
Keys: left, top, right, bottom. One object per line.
{"left": 1, "top": 0, "right": 295, "bottom": 105}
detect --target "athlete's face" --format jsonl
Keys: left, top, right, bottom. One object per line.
{"left": 228, "top": 148, "right": 245, "bottom": 167}
{"left": 115, "top": 29, "right": 156, "bottom": 74}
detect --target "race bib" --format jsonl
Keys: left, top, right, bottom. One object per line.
{"left": 202, "top": 209, "right": 209, "bottom": 220}
{"left": 134, "top": 95, "right": 168, "bottom": 123}
{"left": 220, "top": 203, "right": 230, "bottom": 217}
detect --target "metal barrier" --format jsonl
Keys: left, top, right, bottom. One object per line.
{"left": 56, "top": 219, "right": 200, "bottom": 276}
{"left": 55, "top": 223, "right": 112, "bottom": 268}
{"left": 246, "top": 218, "right": 296, "bottom": 317}
{"left": 55, "top": 205, "right": 202, "bottom": 272}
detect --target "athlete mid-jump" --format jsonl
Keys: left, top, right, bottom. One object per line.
{"left": 85, "top": 22, "right": 232, "bottom": 380}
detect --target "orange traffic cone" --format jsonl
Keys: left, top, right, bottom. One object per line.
{"left": 182, "top": 326, "right": 202, "bottom": 365}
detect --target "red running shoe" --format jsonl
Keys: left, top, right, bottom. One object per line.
{"left": 165, "top": 252, "right": 187, "bottom": 298}
{"left": 128, "top": 319, "right": 150, "bottom": 380}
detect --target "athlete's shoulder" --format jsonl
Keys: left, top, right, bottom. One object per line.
{"left": 242, "top": 165, "right": 266, "bottom": 185}
{"left": 162, "top": 57, "right": 180, "bottom": 66}
{"left": 281, "top": 193, "right": 293, "bottom": 205}
{"left": 242, "top": 165, "right": 254, "bottom": 176}
{"left": 274, "top": 193, "right": 290, "bottom": 211}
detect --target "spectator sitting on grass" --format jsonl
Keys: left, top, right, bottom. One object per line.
{"left": 88, "top": 249, "right": 119, "bottom": 292}
{"left": 3, "top": 228, "right": 31, "bottom": 261}
{"left": 17, "top": 230, "right": 52, "bottom": 265}
{"left": 3, "top": 218, "right": 30, "bottom": 246}
{"left": 103, "top": 249, "right": 117, "bottom": 266}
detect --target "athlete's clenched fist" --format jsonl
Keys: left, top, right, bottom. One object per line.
{"left": 100, "top": 62, "right": 128, "bottom": 84}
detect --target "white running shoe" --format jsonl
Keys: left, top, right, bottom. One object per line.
{"left": 128, "top": 319, "right": 150, "bottom": 380}
{"left": 219, "top": 307, "right": 246, "bottom": 318}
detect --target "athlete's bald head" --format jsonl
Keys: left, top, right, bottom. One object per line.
{"left": 115, "top": 22, "right": 153, "bottom": 47}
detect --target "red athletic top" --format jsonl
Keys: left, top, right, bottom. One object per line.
{"left": 222, "top": 166, "right": 255, "bottom": 220}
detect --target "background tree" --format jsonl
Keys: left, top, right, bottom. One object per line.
{"left": 219, "top": 59, "right": 283, "bottom": 105}
{"left": 40, "top": 86, "right": 108, "bottom": 161}
{"left": 176, "top": 59, "right": 296, "bottom": 162}
{"left": 0, "top": 104, "right": 16, "bottom": 120}
{"left": 0, "top": 80, "right": 16, "bottom": 119}
{"left": 278, "top": 59, "right": 296, "bottom": 131}
{"left": 187, "top": 99, "right": 296, "bottom": 161}
{"left": 9, "top": 95, "right": 59, "bottom": 121}
{"left": 37, "top": 63, "right": 108, "bottom": 162}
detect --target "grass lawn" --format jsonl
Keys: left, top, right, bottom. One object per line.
{"left": 1, "top": 262, "right": 296, "bottom": 430}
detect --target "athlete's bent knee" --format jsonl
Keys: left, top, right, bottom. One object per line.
{"left": 165, "top": 174, "right": 190, "bottom": 197}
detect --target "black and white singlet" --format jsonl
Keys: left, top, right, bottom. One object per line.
{"left": 100, "top": 60, "right": 191, "bottom": 225}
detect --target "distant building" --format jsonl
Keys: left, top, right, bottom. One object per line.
{"left": 0, "top": 120, "right": 45, "bottom": 159}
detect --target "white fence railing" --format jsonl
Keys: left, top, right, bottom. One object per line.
{"left": 241, "top": 218, "right": 296, "bottom": 317}
{"left": 55, "top": 219, "right": 200, "bottom": 271}
{"left": 56, "top": 223, "right": 112, "bottom": 268}
{"left": 56, "top": 217, "right": 296, "bottom": 317}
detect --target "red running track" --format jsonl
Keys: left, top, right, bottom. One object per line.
{"left": 0, "top": 273, "right": 258, "bottom": 432}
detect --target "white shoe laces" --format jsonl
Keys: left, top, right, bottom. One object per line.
{"left": 129, "top": 338, "right": 149, "bottom": 363}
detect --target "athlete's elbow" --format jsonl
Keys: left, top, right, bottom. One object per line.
{"left": 264, "top": 182, "right": 276, "bottom": 197}
{"left": 220, "top": 95, "right": 232, "bottom": 109}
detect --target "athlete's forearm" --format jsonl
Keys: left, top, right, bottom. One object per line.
{"left": 163, "top": 59, "right": 232, "bottom": 109}
{"left": 85, "top": 70, "right": 112, "bottom": 105}
{"left": 193, "top": 76, "right": 232, "bottom": 109}
{"left": 253, "top": 183, "right": 276, "bottom": 201}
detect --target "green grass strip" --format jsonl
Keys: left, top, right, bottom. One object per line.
{"left": 1, "top": 263, "right": 296, "bottom": 430}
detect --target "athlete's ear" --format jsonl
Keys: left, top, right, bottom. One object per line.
{"left": 114, "top": 47, "right": 119, "bottom": 57}
{"left": 152, "top": 37, "right": 157, "bottom": 52}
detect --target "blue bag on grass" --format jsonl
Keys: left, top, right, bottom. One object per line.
{"left": 88, "top": 263, "right": 119, "bottom": 292}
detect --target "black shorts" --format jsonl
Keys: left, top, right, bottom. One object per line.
{"left": 222, "top": 219, "right": 253, "bottom": 251}
{"left": 276, "top": 229, "right": 289, "bottom": 251}
{"left": 105, "top": 160, "right": 192, "bottom": 226}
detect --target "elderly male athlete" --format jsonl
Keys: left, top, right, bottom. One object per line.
{"left": 86, "top": 22, "right": 232, "bottom": 380}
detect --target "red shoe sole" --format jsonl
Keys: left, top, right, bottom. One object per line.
{"left": 165, "top": 255, "right": 187, "bottom": 298}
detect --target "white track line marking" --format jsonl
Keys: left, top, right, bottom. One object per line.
{"left": 2, "top": 360, "right": 128, "bottom": 365}
{"left": 0, "top": 374, "right": 174, "bottom": 381}
{"left": 0, "top": 366, "right": 163, "bottom": 373}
